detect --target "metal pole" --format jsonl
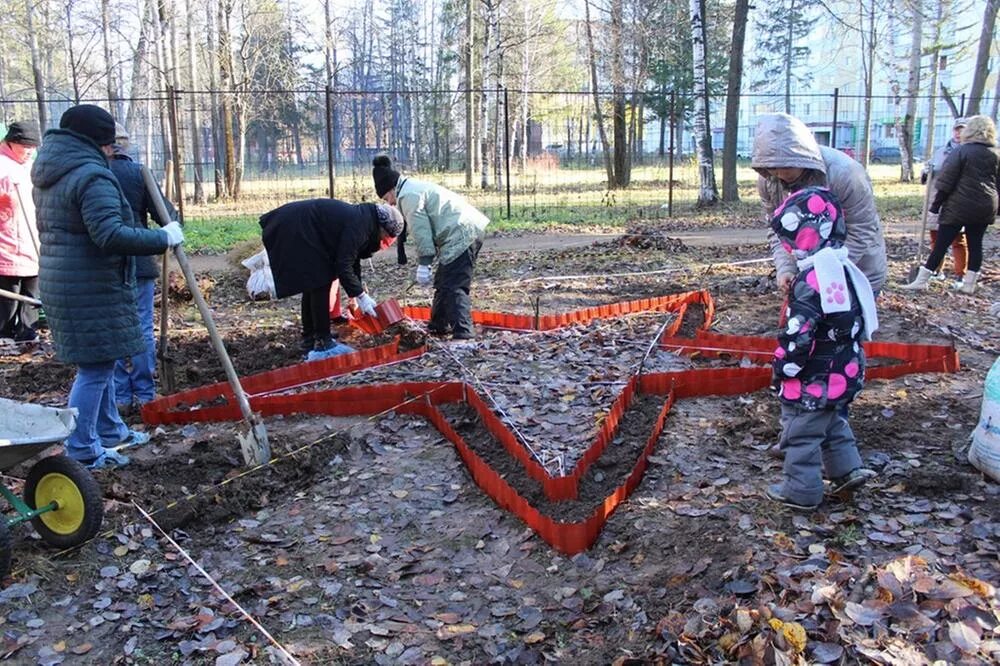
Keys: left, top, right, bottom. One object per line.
{"left": 504, "top": 86, "right": 512, "bottom": 219}
{"left": 166, "top": 86, "right": 185, "bottom": 220}
{"left": 832, "top": 87, "right": 839, "bottom": 149}
{"left": 960, "top": 93, "right": 966, "bottom": 117}
{"left": 325, "top": 85, "right": 335, "bottom": 198}
{"left": 668, "top": 91, "right": 675, "bottom": 218}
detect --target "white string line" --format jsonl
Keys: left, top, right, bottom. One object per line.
{"left": 132, "top": 502, "right": 301, "bottom": 666}
{"left": 487, "top": 256, "right": 772, "bottom": 287}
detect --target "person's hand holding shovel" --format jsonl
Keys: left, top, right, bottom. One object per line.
{"left": 161, "top": 221, "right": 185, "bottom": 247}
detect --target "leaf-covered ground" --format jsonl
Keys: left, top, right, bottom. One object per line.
{"left": 0, "top": 222, "right": 997, "bottom": 665}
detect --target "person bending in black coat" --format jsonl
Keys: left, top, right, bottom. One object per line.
{"left": 260, "top": 199, "right": 404, "bottom": 352}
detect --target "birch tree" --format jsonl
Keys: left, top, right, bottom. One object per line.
{"left": 966, "top": 0, "right": 999, "bottom": 116}
{"left": 689, "top": 0, "right": 717, "bottom": 206}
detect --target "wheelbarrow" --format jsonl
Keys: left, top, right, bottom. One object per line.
{"left": 0, "top": 398, "right": 104, "bottom": 580}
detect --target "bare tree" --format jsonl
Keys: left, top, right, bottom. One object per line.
{"left": 897, "top": 0, "right": 921, "bottom": 182}
{"left": 25, "top": 0, "right": 47, "bottom": 128}
{"left": 966, "top": 0, "right": 999, "bottom": 115}
{"left": 722, "top": 0, "right": 749, "bottom": 202}
{"left": 185, "top": 0, "right": 205, "bottom": 202}
{"left": 689, "top": 0, "right": 717, "bottom": 206}
{"left": 583, "top": 0, "right": 613, "bottom": 185}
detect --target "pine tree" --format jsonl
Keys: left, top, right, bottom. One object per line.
{"left": 749, "top": 0, "right": 820, "bottom": 114}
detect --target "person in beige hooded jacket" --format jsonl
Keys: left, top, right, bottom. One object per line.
{"left": 752, "top": 113, "right": 888, "bottom": 295}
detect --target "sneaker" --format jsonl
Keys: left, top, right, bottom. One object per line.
{"left": 105, "top": 429, "right": 151, "bottom": 451}
{"left": 765, "top": 484, "right": 820, "bottom": 511}
{"left": 83, "top": 448, "right": 130, "bottom": 470}
{"left": 828, "top": 468, "right": 876, "bottom": 495}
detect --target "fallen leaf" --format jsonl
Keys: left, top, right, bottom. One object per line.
{"left": 781, "top": 621, "right": 807, "bottom": 653}
{"left": 524, "top": 632, "right": 545, "bottom": 644}
{"left": 844, "top": 601, "right": 884, "bottom": 627}
{"left": 810, "top": 642, "right": 844, "bottom": 663}
{"left": 949, "top": 621, "right": 982, "bottom": 654}
{"left": 71, "top": 643, "right": 93, "bottom": 655}
{"left": 436, "top": 624, "right": 476, "bottom": 640}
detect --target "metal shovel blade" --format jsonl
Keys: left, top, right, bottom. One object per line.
{"left": 238, "top": 422, "right": 271, "bottom": 467}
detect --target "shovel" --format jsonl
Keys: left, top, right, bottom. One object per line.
{"left": 140, "top": 166, "right": 271, "bottom": 466}
{"left": 157, "top": 251, "right": 177, "bottom": 394}
{"left": 907, "top": 168, "right": 935, "bottom": 282}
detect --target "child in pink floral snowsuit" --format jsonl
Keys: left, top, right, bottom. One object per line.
{"left": 768, "top": 187, "right": 878, "bottom": 510}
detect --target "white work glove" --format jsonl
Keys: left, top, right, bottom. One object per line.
{"left": 356, "top": 292, "right": 378, "bottom": 317}
{"left": 415, "top": 264, "right": 432, "bottom": 286}
{"left": 161, "top": 222, "right": 185, "bottom": 248}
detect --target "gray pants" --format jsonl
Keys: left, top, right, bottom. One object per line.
{"left": 778, "top": 404, "right": 862, "bottom": 505}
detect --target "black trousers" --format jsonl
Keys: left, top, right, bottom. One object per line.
{"left": 925, "top": 224, "right": 987, "bottom": 273}
{"left": 430, "top": 240, "right": 482, "bottom": 338}
{"left": 0, "top": 275, "right": 39, "bottom": 337}
{"left": 300, "top": 283, "right": 334, "bottom": 343}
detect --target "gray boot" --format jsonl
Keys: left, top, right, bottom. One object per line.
{"left": 901, "top": 266, "right": 934, "bottom": 291}
{"left": 958, "top": 269, "right": 980, "bottom": 295}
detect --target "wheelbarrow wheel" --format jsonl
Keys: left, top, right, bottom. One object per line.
{"left": 0, "top": 520, "right": 11, "bottom": 580}
{"left": 23, "top": 455, "right": 104, "bottom": 549}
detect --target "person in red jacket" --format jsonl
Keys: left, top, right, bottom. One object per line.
{"left": 0, "top": 121, "right": 42, "bottom": 342}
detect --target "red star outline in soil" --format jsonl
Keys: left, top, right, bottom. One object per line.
{"left": 142, "top": 290, "right": 959, "bottom": 554}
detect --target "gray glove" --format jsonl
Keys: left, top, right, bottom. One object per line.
{"left": 357, "top": 292, "right": 377, "bottom": 317}
{"left": 161, "top": 222, "right": 184, "bottom": 247}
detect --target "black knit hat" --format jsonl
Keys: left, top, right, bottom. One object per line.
{"left": 3, "top": 121, "right": 41, "bottom": 146}
{"left": 59, "top": 104, "right": 116, "bottom": 146}
{"left": 372, "top": 155, "right": 400, "bottom": 198}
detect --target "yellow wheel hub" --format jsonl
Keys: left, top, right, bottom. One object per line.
{"left": 34, "top": 473, "right": 85, "bottom": 535}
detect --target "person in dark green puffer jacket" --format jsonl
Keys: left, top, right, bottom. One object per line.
{"left": 31, "top": 105, "right": 185, "bottom": 469}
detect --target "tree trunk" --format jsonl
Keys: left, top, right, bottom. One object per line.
{"left": 690, "top": 0, "right": 718, "bottom": 206}
{"left": 24, "top": 0, "right": 47, "bottom": 129}
{"left": 64, "top": 2, "right": 81, "bottom": 103}
{"left": 722, "top": 0, "right": 749, "bottom": 202}
{"left": 184, "top": 0, "right": 205, "bottom": 202}
{"left": 206, "top": 0, "right": 225, "bottom": 199}
{"left": 101, "top": 0, "right": 116, "bottom": 106}
{"left": 899, "top": 0, "right": 921, "bottom": 182}
{"left": 218, "top": 0, "right": 238, "bottom": 199}
{"left": 610, "top": 0, "right": 629, "bottom": 188}
{"left": 583, "top": 0, "right": 614, "bottom": 185}
{"left": 923, "top": 0, "right": 945, "bottom": 161}
{"left": 966, "top": 0, "right": 999, "bottom": 115}
{"left": 479, "top": 3, "right": 492, "bottom": 190}
{"left": 464, "top": 0, "right": 474, "bottom": 186}
{"left": 784, "top": 0, "right": 795, "bottom": 114}
{"left": 859, "top": 0, "right": 876, "bottom": 166}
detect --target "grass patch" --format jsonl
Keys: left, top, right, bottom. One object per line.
{"left": 179, "top": 163, "right": 926, "bottom": 254}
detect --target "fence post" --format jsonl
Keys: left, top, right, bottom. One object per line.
{"left": 167, "top": 85, "right": 185, "bottom": 220}
{"left": 325, "top": 85, "right": 336, "bottom": 198}
{"left": 832, "top": 88, "right": 839, "bottom": 150}
{"left": 668, "top": 91, "right": 675, "bottom": 218}
{"left": 504, "top": 86, "right": 511, "bottom": 220}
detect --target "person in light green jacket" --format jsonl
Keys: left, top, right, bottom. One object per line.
{"left": 373, "top": 156, "right": 488, "bottom": 340}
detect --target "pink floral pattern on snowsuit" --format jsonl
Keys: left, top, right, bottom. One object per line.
{"left": 771, "top": 188, "right": 867, "bottom": 410}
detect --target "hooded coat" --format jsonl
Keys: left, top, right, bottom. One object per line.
{"left": 259, "top": 198, "right": 384, "bottom": 299}
{"left": 31, "top": 129, "right": 170, "bottom": 364}
{"left": 752, "top": 113, "right": 887, "bottom": 293}
{"left": 930, "top": 141, "right": 1000, "bottom": 228}
{"left": 0, "top": 142, "right": 39, "bottom": 276}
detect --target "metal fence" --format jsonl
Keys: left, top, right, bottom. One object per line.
{"left": 1, "top": 87, "right": 986, "bottom": 222}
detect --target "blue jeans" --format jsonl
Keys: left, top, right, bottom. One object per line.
{"left": 114, "top": 278, "right": 157, "bottom": 405}
{"left": 66, "top": 361, "right": 129, "bottom": 462}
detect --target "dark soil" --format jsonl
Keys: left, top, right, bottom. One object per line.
{"left": 440, "top": 394, "right": 667, "bottom": 523}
